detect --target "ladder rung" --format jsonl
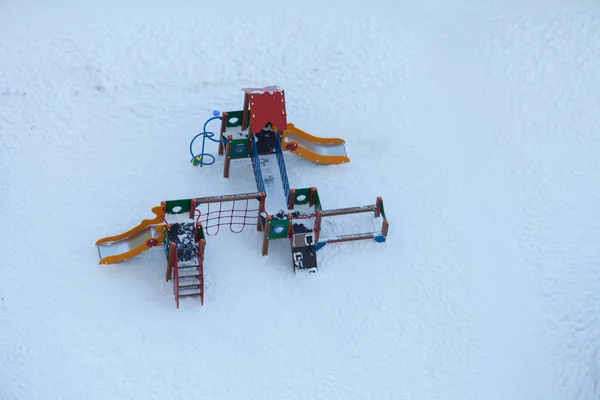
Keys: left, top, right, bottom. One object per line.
{"left": 179, "top": 271, "right": 201, "bottom": 278}
{"left": 177, "top": 264, "right": 199, "bottom": 270}
{"left": 179, "top": 288, "right": 202, "bottom": 297}
{"left": 178, "top": 283, "right": 202, "bottom": 290}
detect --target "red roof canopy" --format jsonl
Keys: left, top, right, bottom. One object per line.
{"left": 242, "top": 86, "right": 287, "bottom": 134}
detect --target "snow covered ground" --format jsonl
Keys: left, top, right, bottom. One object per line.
{"left": 2, "top": 1, "right": 600, "bottom": 399}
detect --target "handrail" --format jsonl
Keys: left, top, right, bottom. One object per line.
{"left": 321, "top": 204, "right": 376, "bottom": 217}
{"left": 250, "top": 136, "right": 266, "bottom": 194}
{"left": 194, "top": 192, "right": 263, "bottom": 205}
{"left": 275, "top": 138, "right": 291, "bottom": 205}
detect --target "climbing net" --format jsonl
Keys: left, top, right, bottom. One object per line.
{"left": 194, "top": 198, "right": 260, "bottom": 236}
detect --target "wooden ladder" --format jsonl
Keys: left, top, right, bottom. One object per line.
{"left": 166, "top": 224, "right": 206, "bottom": 308}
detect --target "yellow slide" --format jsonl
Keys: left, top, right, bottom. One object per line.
{"left": 96, "top": 205, "right": 166, "bottom": 264}
{"left": 281, "top": 123, "right": 350, "bottom": 165}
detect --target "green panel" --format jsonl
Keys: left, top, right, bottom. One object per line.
{"left": 267, "top": 218, "right": 290, "bottom": 239}
{"left": 293, "top": 188, "right": 312, "bottom": 206}
{"left": 228, "top": 137, "right": 250, "bottom": 159}
{"left": 165, "top": 199, "right": 191, "bottom": 214}
{"left": 379, "top": 200, "right": 387, "bottom": 220}
{"left": 224, "top": 110, "right": 250, "bottom": 128}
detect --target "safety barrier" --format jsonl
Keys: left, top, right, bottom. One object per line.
{"left": 315, "top": 197, "right": 389, "bottom": 249}
{"left": 191, "top": 192, "right": 263, "bottom": 236}
{"left": 251, "top": 137, "right": 266, "bottom": 194}
{"left": 275, "top": 139, "right": 292, "bottom": 206}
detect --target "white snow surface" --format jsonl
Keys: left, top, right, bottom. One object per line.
{"left": 2, "top": 1, "right": 600, "bottom": 399}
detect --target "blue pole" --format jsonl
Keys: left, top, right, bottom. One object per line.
{"left": 189, "top": 111, "right": 228, "bottom": 167}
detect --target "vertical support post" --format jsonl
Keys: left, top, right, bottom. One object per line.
{"left": 165, "top": 254, "right": 172, "bottom": 282}
{"left": 169, "top": 242, "right": 180, "bottom": 309}
{"left": 262, "top": 215, "right": 271, "bottom": 256}
{"left": 194, "top": 222, "right": 202, "bottom": 243}
{"left": 314, "top": 210, "right": 322, "bottom": 243}
{"left": 198, "top": 238, "right": 205, "bottom": 306}
{"left": 382, "top": 220, "right": 389, "bottom": 237}
{"left": 223, "top": 135, "right": 233, "bottom": 178}
{"left": 375, "top": 197, "right": 383, "bottom": 218}
{"left": 287, "top": 214, "right": 294, "bottom": 245}
{"left": 257, "top": 193, "right": 266, "bottom": 232}
{"left": 242, "top": 93, "right": 250, "bottom": 131}
{"left": 161, "top": 201, "right": 167, "bottom": 218}
{"left": 199, "top": 238, "right": 206, "bottom": 259}
{"left": 309, "top": 187, "right": 317, "bottom": 207}
{"left": 288, "top": 188, "right": 296, "bottom": 210}
{"left": 164, "top": 223, "right": 172, "bottom": 281}
{"left": 190, "top": 199, "right": 196, "bottom": 220}
{"left": 218, "top": 112, "right": 228, "bottom": 156}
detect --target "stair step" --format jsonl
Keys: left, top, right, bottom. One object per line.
{"left": 179, "top": 276, "right": 200, "bottom": 287}
{"left": 178, "top": 283, "right": 202, "bottom": 291}
{"left": 178, "top": 270, "right": 202, "bottom": 279}
{"left": 179, "top": 287, "right": 202, "bottom": 297}
{"left": 177, "top": 264, "right": 199, "bottom": 270}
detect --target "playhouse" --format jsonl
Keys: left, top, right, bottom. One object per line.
{"left": 96, "top": 86, "right": 389, "bottom": 308}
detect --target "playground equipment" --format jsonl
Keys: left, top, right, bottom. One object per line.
{"left": 281, "top": 124, "right": 350, "bottom": 165}
{"left": 96, "top": 86, "right": 388, "bottom": 308}
{"left": 96, "top": 206, "right": 166, "bottom": 264}
{"left": 189, "top": 111, "right": 224, "bottom": 167}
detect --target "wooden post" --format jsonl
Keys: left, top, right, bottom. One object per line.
{"left": 189, "top": 199, "right": 196, "bottom": 220}
{"left": 223, "top": 135, "right": 233, "bottom": 178}
{"left": 164, "top": 222, "right": 172, "bottom": 281}
{"left": 375, "top": 197, "right": 383, "bottom": 218}
{"left": 199, "top": 239, "right": 206, "bottom": 259}
{"left": 198, "top": 239, "right": 205, "bottom": 306}
{"left": 218, "top": 112, "right": 228, "bottom": 156}
{"left": 309, "top": 187, "right": 317, "bottom": 207}
{"left": 382, "top": 220, "right": 389, "bottom": 237}
{"left": 262, "top": 235, "right": 269, "bottom": 256}
{"left": 287, "top": 214, "right": 294, "bottom": 246}
{"left": 257, "top": 193, "right": 266, "bottom": 232}
{"left": 242, "top": 93, "right": 250, "bottom": 131}
{"left": 194, "top": 222, "right": 203, "bottom": 243}
{"left": 314, "top": 210, "right": 322, "bottom": 243}
{"left": 288, "top": 188, "right": 296, "bottom": 210}
{"left": 165, "top": 251, "right": 172, "bottom": 282}
{"left": 166, "top": 240, "right": 175, "bottom": 282}
{"left": 161, "top": 201, "right": 167, "bottom": 219}
{"left": 262, "top": 215, "right": 271, "bottom": 256}
{"left": 171, "top": 243, "right": 180, "bottom": 309}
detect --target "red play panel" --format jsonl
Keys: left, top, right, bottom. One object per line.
{"left": 242, "top": 86, "right": 287, "bottom": 133}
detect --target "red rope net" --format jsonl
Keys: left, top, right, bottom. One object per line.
{"left": 195, "top": 199, "right": 259, "bottom": 236}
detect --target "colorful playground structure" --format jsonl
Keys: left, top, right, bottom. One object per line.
{"left": 96, "top": 86, "right": 389, "bottom": 308}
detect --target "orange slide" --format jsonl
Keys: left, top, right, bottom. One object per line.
{"left": 281, "top": 123, "right": 350, "bottom": 165}
{"left": 95, "top": 206, "right": 166, "bottom": 264}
